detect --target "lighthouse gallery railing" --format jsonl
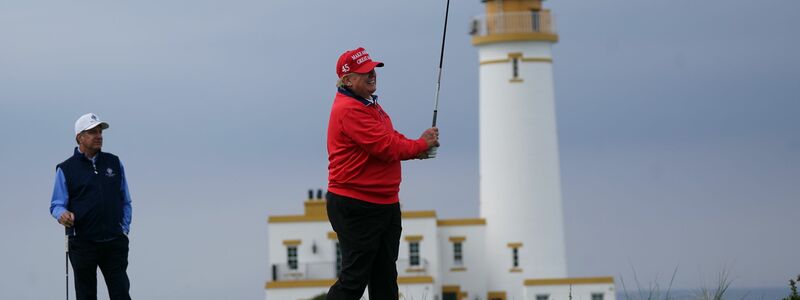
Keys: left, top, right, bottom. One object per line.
{"left": 470, "top": 11, "right": 556, "bottom": 36}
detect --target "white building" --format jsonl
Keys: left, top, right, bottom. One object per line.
{"left": 266, "top": 1, "right": 615, "bottom": 299}
{"left": 265, "top": 191, "right": 612, "bottom": 300}
{"left": 266, "top": 190, "right": 488, "bottom": 300}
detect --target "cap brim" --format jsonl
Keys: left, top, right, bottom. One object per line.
{"left": 353, "top": 61, "right": 384, "bottom": 74}
{"left": 84, "top": 122, "right": 110, "bottom": 132}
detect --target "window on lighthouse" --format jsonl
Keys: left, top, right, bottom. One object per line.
{"left": 512, "top": 247, "right": 519, "bottom": 268}
{"left": 409, "top": 241, "right": 420, "bottom": 267}
{"left": 453, "top": 242, "right": 463, "bottom": 266}
{"left": 405, "top": 235, "right": 424, "bottom": 268}
{"left": 287, "top": 246, "right": 298, "bottom": 270}
{"left": 507, "top": 242, "right": 523, "bottom": 271}
{"left": 508, "top": 53, "right": 523, "bottom": 83}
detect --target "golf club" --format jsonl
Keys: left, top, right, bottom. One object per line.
{"left": 428, "top": 0, "right": 450, "bottom": 158}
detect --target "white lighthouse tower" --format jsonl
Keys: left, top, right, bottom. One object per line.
{"left": 473, "top": 0, "right": 569, "bottom": 298}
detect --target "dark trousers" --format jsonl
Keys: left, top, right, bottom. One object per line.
{"left": 69, "top": 235, "right": 131, "bottom": 300}
{"left": 326, "top": 192, "right": 401, "bottom": 300}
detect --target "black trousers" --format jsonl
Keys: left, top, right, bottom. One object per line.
{"left": 69, "top": 235, "right": 131, "bottom": 300}
{"left": 326, "top": 192, "right": 402, "bottom": 300}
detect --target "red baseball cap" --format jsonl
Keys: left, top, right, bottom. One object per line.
{"left": 336, "top": 47, "right": 384, "bottom": 78}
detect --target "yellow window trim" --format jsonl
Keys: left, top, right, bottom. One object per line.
{"left": 509, "top": 78, "right": 524, "bottom": 83}
{"left": 283, "top": 239, "right": 302, "bottom": 246}
{"left": 507, "top": 242, "right": 523, "bottom": 248}
{"left": 522, "top": 57, "right": 553, "bottom": 63}
{"left": 268, "top": 215, "right": 328, "bottom": 223}
{"left": 405, "top": 235, "right": 424, "bottom": 242}
{"left": 510, "top": 267, "right": 523, "bottom": 273}
{"left": 488, "top": 291, "right": 507, "bottom": 300}
{"left": 449, "top": 236, "right": 466, "bottom": 242}
{"left": 479, "top": 58, "right": 511, "bottom": 65}
{"left": 265, "top": 279, "right": 336, "bottom": 289}
{"left": 327, "top": 231, "right": 337, "bottom": 240}
{"left": 443, "top": 285, "right": 468, "bottom": 299}
{"left": 397, "top": 276, "right": 434, "bottom": 284}
{"left": 442, "top": 285, "right": 461, "bottom": 293}
{"left": 524, "top": 276, "right": 615, "bottom": 286}
{"left": 402, "top": 210, "right": 437, "bottom": 219}
{"left": 450, "top": 267, "right": 467, "bottom": 272}
{"left": 437, "top": 218, "right": 486, "bottom": 226}
{"left": 480, "top": 57, "right": 552, "bottom": 65}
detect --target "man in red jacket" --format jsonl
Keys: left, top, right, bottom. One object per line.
{"left": 326, "top": 47, "right": 439, "bottom": 300}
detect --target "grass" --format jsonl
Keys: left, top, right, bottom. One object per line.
{"left": 783, "top": 274, "right": 800, "bottom": 300}
{"left": 310, "top": 272, "right": 800, "bottom": 300}
{"left": 620, "top": 265, "right": 678, "bottom": 300}
{"left": 619, "top": 266, "right": 742, "bottom": 300}
{"left": 310, "top": 290, "right": 430, "bottom": 300}
{"left": 695, "top": 268, "right": 734, "bottom": 300}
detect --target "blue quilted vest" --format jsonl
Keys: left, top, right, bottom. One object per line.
{"left": 57, "top": 147, "right": 124, "bottom": 241}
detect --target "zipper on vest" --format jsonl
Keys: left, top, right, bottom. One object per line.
{"left": 97, "top": 160, "right": 106, "bottom": 237}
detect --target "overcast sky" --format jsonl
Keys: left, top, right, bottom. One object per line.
{"left": 1, "top": 0, "right": 798, "bottom": 299}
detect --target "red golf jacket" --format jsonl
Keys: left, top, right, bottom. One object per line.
{"left": 327, "top": 88, "right": 429, "bottom": 204}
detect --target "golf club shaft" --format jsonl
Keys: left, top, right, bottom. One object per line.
{"left": 432, "top": 0, "right": 450, "bottom": 128}
{"left": 65, "top": 234, "right": 69, "bottom": 300}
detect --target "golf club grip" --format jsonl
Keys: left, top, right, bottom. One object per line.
{"left": 427, "top": 146, "right": 438, "bottom": 158}
{"left": 432, "top": 110, "right": 438, "bottom": 127}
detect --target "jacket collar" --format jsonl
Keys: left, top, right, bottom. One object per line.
{"left": 338, "top": 87, "right": 378, "bottom": 106}
{"left": 73, "top": 147, "right": 100, "bottom": 163}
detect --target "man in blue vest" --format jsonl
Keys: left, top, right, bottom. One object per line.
{"left": 50, "top": 113, "right": 133, "bottom": 300}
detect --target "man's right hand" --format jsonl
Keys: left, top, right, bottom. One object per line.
{"left": 417, "top": 127, "right": 440, "bottom": 159}
{"left": 58, "top": 211, "right": 74, "bottom": 227}
{"left": 420, "top": 127, "right": 440, "bottom": 149}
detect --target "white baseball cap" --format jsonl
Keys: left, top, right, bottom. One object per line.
{"left": 74, "top": 113, "right": 110, "bottom": 136}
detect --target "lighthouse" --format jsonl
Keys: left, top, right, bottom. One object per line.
{"left": 473, "top": 0, "right": 568, "bottom": 298}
